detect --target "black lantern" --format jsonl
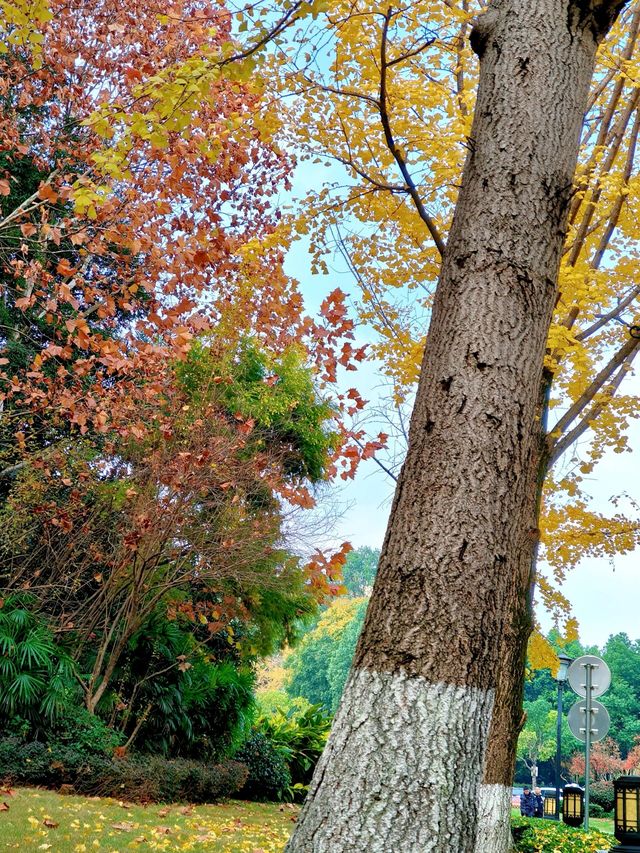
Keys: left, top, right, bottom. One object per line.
{"left": 611, "top": 776, "right": 640, "bottom": 852}
{"left": 562, "top": 783, "right": 584, "bottom": 827}
{"left": 544, "top": 795, "right": 557, "bottom": 818}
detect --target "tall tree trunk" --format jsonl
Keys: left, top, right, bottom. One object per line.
{"left": 287, "top": 2, "right": 626, "bottom": 851}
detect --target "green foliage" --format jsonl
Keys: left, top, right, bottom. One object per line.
{"left": 177, "top": 338, "right": 339, "bottom": 484}
{"left": 256, "top": 690, "right": 313, "bottom": 717}
{"left": 511, "top": 815, "right": 613, "bottom": 852}
{"left": 255, "top": 703, "right": 331, "bottom": 793}
{"left": 602, "top": 634, "right": 640, "bottom": 753}
{"left": 234, "top": 732, "right": 291, "bottom": 802}
{"left": 0, "top": 595, "right": 78, "bottom": 724}
{"left": 589, "top": 780, "right": 615, "bottom": 812}
{"left": 341, "top": 546, "right": 379, "bottom": 596}
{"left": 51, "top": 707, "right": 124, "bottom": 756}
{"left": 109, "top": 609, "right": 256, "bottom": 761}
{"left": 517, "top": 698, "right": 557, "bottom": 772}
{"left": 285, "top": 598, "right": 367, "bottom": 713}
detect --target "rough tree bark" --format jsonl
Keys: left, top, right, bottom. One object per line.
{"left": 286, "top": 1, "right": 628, "bottom": 851}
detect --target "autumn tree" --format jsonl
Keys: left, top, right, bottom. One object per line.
{"left": 282, "top": 1, "right": 638, "bottom": 851}
{"left": 0, "top": 0, "right": 353, "bottom": 487}
{"left": 0, "top": 0, "right": 370, "bottom": 765}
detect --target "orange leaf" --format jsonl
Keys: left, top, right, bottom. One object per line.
{"left": 38, "top": 183, "right": 58, "bottom": 203}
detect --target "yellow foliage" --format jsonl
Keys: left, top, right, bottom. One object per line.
{"left": 528, "top": 630, "right": 561, "bottom": 673}
{"left": 271, "top": 2, "right": 640, "bottom": 631}
{"left": 0, "top": 0, "right": 53, "bottom": 64}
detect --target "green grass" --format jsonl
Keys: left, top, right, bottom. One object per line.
{"left": 589, "top": 815, "right": 614, "bottom": 835}
{"left": 0, "top": 787, "right": 298, "bottom": 852}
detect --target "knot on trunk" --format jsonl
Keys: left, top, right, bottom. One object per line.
{"left": 470, "top": 5, "right": 501, "bottom": 58}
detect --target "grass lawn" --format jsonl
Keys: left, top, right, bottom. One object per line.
{"left": 589, "top": 815, "right": 614, "bottom": 836}
{"left": 0, "top": 787, "right": 298, "bottom": 852}
{"left": 510, "top": 808, "right": 614, "bottom": 836}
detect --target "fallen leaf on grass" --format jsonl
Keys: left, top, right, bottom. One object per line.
{"left": 111, "top": 821, "right": 135, "bottom": 831}
{"left": 133, "top": 836, "right": 147, "bottom": 843}
{"left": 155, "top": 826, "right": 172, "bottom": 835}
{"left": 178, "top": 805, "right": 194, "bottom": 815}
{"left": 0, "top": 802, "right": 9, "bottom": 811}
{"left": 157, "top": 807, "right": 170, "bottom": 817}
{"left": 43, "top": 818, "right": 59, "bottom": 828}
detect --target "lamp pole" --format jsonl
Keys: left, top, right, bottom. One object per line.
{"left": 555, "top": 653, "right": 573, "bottom": 821}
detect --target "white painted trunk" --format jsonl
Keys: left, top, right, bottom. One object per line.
{"left": 475, "top": 784, "right": 514, "bottom": 853}
{"left": 286, "top": 668, "right": 495, "bottom": 853}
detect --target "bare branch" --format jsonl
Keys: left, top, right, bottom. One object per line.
{"left": 218, "top": 2, "right": 304, "bottom": 68}
{"left": 352, "top": 434, "right": 398, "bottom": 482}
{"left": 576, "top": 285, "right": 640, "bottom": 341}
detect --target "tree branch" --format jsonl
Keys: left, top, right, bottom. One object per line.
{"left": 218, "top": 2, "right": 304, "bottom": 68}
{"left": 379, "top": 7, "right": 446, "bottom": 257}
{"left": 546, "top": 332, "right": 640, "bottom": 463}
{"left": 576, "top": 285, "right": 640, "bottom": 341}
{"left": 547, "top": 344, "right": 639, "bottom": 468}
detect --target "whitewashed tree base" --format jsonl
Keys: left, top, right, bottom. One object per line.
{"left": 475, "top": 784, "right": 514, "bottom": 853}
{"left": 285, "top": 667, "right": 494, "bottom": 853}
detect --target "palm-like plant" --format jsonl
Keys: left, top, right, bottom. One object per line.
{"left": 0, "top": 595, "right": 76, "bottom": 724}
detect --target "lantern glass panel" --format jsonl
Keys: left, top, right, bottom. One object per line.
{"left": 543, "top": 796, "right": 556, "bottom": 816}
{"left": 566, "top": 793, "right": 579, "bottom": 818}
{"left": 614, "top": 777, "right": 640, "bottom": 844}
{"left": 616, "top": 788, "right": 639, "bottom": 832}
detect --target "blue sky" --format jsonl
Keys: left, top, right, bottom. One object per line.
{"left": 284, "top": 163, "right": 640, "bottom": 652}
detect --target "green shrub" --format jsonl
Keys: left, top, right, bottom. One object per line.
{"left": 77, "top": 755, "right": 248, "bottom": 803}
{"left": 0, "top": 737, "right": 247, "bottom": 803}
{"left": 234, "top": 732, "right": 291, "bottom": 801}
{"left": 0, "top": 737, "right": 103, "bottom": 786}
{"left": 511, "top": 814, "right": 613, "bottom": 852}
{"left": 588, "top": 802, "right": 605, "bottom": 818}
{"left": 255, "top": 703, "right": 330, "bottom": 790}
{"left": 589, "top": 780, "right": 614, "bottom": 812}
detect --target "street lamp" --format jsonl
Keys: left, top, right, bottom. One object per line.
{"left": 563, "top": 783, "right": 585, "bottom": 827}
{"left": 611, "top": 776, "right": 640, "bottom": 852}
{"left": 554, "top": 652, "right": 573, "bottom": 821}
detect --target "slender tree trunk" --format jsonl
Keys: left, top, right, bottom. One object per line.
{"left": 287, "top": 2, "right": 626, "bottom": 851}
{"left": 476, "top": 377, "right": 552, "bottom": 852}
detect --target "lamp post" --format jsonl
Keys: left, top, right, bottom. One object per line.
{"left": 555, "top": 652, "right": 573, "bottom": 821}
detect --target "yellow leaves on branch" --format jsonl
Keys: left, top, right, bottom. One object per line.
{"left": 0, "top": 0, "right": 53, "bottom": 64}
